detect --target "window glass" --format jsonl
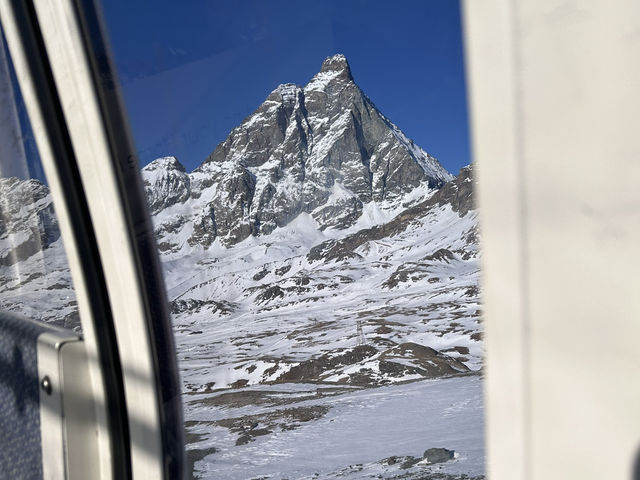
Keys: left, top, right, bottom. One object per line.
{"left": 100, "top": 2, "right": 484, "bottom": 478}
{"left": 0, "top": 26, "right": 78, "bottom": 331}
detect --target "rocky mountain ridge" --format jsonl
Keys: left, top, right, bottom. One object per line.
{"left": 142, "top": 54, "right": 453, "bottom": 252}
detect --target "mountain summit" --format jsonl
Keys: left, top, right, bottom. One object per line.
{"left": 142, "top": 54, "right": 453, "bottom": 251}
{"left": 318, "top": 53, "right": 353, "bottom": 80}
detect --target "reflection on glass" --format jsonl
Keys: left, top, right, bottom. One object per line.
{"left": 101, "top": 2, "right": 484, "bottom": 478}
{"left": 0, "top": 27, "right": 78, "bottom": 330}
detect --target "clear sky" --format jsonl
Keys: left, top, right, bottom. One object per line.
{"left": 101, "top": 0, "right": 470, "bottom": 175}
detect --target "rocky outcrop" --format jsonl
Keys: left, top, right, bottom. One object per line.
{"left": 423, "top": 448, "right": 455, "bottom": 464}
{"left": 270, "top": 342, "right": 468, "bottom": 387}
{"left": 308, "top": 165, "right": 475, "bottom": 263}
{"left": 141, "top": 156, "right": 190, "bottom": 215}
{"left": 432, "top": 164, "right": 474, "bottom": 216}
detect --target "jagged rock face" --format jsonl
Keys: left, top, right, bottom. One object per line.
{"left": 0, "top": 177, "right": 60, "bottom": 266}
{"left": 141, "top": 156, "right": 190, "bottom": 215}
{"left": 433, "top": 164, "right": 474, "bottom": 216}
{"left": 147, "top": 54, "right": 453, "bottom": 251}
{"left": 307, "top": 165, "right": 475, "bottom": 264}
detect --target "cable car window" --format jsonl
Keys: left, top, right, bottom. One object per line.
{"left": 0, "top": 18, "right": 96, "bottom": 480}
{"left": 99, "top": 1, "right": 484, "bottom": 479}
{"left": 0, "top": 27, "right": 78, "bottom": 331}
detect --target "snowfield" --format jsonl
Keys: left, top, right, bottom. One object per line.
{"left": 166, "top": 167, "right": 483, "bottom": 479}
{"left": 185, "top": 376, "right": 484, "bottom": 479}
{"left": 171, "top": 203, "right": 481, "bottom": 390}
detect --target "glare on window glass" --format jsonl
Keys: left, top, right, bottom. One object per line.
{"left": 0, "top": 27, "right": 78, "bottom": 331}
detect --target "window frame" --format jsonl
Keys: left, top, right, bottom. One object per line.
{"left": 0, "top": 0, "right": 184, "bottom": 478}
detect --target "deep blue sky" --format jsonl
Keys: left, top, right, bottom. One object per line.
{"left": 101, "top": 0, "right": 470, "bottom": 175}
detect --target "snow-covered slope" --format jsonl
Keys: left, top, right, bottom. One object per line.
{"left": 186, "top": 376, "right": 484, "bottom": 480}
{"left": 171, "top": 166, "right": 479, "bottom": 392}
{"left": 176, "top": 165, "right": 481, "bottom": 479}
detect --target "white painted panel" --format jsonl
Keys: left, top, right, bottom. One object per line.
{"left": 464, "top": 0, "right": 640, "bottom": 478}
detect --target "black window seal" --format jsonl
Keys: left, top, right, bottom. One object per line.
{"left": 66, "top": 1, "right": 185, "bottom": 478}
{"left": 5, "top": 0, "right": 132, "bottom": 477}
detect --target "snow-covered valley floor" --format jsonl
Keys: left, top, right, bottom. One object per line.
{"left": 163, "top": 172, "right": 484, "bottom": 479}
{"left": 184, "top": 375, "right": 485, "bottom": 479}
{"left": 0, "top": 167, "right": 484, "bottom": 479}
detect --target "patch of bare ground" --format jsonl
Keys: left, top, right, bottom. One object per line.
{"left": 195, "top": 390, "right": 313, "bottom": 409}
{"left": 369, "top": 336, "right": 399, "bottom": 348}
{"left": 442, "top": 346, "right": 470, "bottom": 355}
{"left": 192, "top": 385, "right": 357, "bottom": 410}
{"left": 230, "top": 338, "right": 260, "bottom": 348}
{"left": 357, "top": 306, "right": 420, "bottom": 318}
{"left": 251, "top": 329, "right": 280, "bottom": 339}
{"left": 186, "top": 447, "right": 217, "bottom": 479}
{"left": 271, "top": 342, "right": 470, "bottom": 386}
{"left": 423, "top": 248, "right": 455, "bottom": 262}
{"left": 382, "top": 262, "right": 432, "bottom": 289}
{"left": 286, "top": 321, "right": 337, "bottom": 340}
{"left": 181, "top": 380, "right": 219, "bottom": 395}
{"left": 170, "top": 298, "right": 236, "bottom": 315}
{"left": 434, "top": 325, "right": 465, "bottom": 337}
{"left": 391, "top": 473, "right": 483, "bottom": 480}
{"left": 378, "top": 343, "right": 469, "bottom": 378}
{"left": 212, "top": 405, "right": 330, "bottom": 446}
{"left": 276, "top": 345, "right": 378, "bottom": 383}
{"left": 184, "top": 429, "right": 207, "bottom": 445}
{"left": 375, "top": 325, "right": 393, "bottom": 334}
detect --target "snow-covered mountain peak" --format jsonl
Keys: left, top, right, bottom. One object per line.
{"left": 319, "top": 53, "right": 352, "bottom": 78}
{"left": 142, "top": 155, "right": 186, "bottom": 173}
{"left": 305, "top": 54, "right": 354, "bottom": 93}
{"left": 144, "top": 54, "right": 455, "bottom": 249}
{"left": 141, "top": 156, "right": 190, "bottom": 215}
